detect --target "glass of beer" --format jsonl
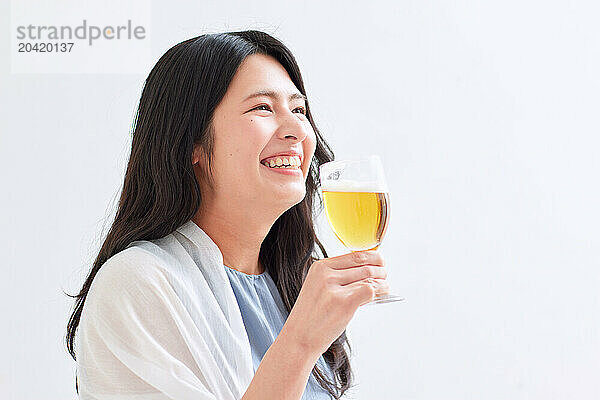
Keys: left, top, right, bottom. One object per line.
{"left": 320, "top": 155, "right": 404, "bottom": 305}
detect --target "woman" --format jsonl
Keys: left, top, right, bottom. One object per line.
{"left": 65, "top": 30, "right": 389, "bottom": 400}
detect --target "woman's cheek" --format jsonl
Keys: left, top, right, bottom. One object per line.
{"left": 305, "top": 129, "right": 317, "bottom": 155}
{"left": 244, "top": 117, "right": 271, "bottom": 138}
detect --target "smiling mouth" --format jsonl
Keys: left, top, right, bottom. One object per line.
{"left": 260, "top": 155, "right": 302, "bottom": 170}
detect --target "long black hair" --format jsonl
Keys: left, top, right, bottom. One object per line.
{"left": 65, "top": 30, "right": 353, "bottom": 398}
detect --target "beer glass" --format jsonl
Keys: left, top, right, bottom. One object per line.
{"left": 320, "top": 155, "right": 404, "bottom": 305}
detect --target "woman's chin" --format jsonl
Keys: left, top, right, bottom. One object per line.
{"left": 265, "top": 187, "right": 306, "bottom": 208}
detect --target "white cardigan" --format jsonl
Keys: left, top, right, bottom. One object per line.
{"left": 77, "top": 220, "right": 255, "bottom": 399}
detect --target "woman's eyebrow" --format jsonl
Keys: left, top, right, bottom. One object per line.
{"left": 243, "top": 89, "right": 307, "bottom": 103}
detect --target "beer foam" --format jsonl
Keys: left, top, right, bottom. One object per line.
{"left": 321, "top": 179, "right": 388, "bottom": 192}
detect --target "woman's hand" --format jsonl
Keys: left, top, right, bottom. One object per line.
{"left": 281, "top": 250, "right": 389, "bottom": 357}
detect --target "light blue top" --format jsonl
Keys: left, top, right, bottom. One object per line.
{"left": 224, "top": 265, "right": 335, "bottom": 400}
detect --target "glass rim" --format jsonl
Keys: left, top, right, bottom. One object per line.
{"left": 319, "top": 154, "right": 381, "bottom": 171}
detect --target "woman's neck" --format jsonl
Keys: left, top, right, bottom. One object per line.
{"left": 192, "top": 206, "right": 273, "bottom": 275}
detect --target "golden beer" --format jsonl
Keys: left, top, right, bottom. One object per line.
{"left": 323, "top": 191, "right": 390, "bottom": 251}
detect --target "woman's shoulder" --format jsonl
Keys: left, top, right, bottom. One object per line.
{"left": 92, "top": 227, "right": 222, "bottom": 298}
{"left": 91, "top": 235, "right": 187, "bottom": 292}
{"left": 101, "top": 229, "right": 196, "bottom": 272}
{"left": 89, "top": 245, "right": 165, "bottom": 296}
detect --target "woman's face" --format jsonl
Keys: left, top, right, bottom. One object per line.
{"left": 195, "top": 53, "right": 317, "bottom": 216}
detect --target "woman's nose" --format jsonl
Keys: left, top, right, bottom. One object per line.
{"left": 276, "top": 112, "right": 308, "bottom": 142}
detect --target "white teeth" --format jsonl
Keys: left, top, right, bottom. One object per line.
{"left": 262, "top": 155, "right": 302, "bottom": 169}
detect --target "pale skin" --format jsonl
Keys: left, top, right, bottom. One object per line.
{"left": 192, "top": 52, "right": 313, "bottom": 276}
{"left": 191, "top": 53, "right": 390, "bottom": 400}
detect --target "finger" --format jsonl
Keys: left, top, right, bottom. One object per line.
{"left": 362, "top": 278, "right": 389, "bottom": 296}
{"left": 343, "top": 279, "right": 377, "bottom": 306}
{"left": 337, "top": 265, "right": 388, "bottom": 286}
{"left": 326, "top": 250, "right": 384, "bottom": 270}
{"left": 373, "top": 279, "right": 390, "bottom": 296}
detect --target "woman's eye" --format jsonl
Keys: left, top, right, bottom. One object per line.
{"left": 250, "top": 104, "right": 305, "bottom": 115}
{"left": 293, "top": 106, "right": 306, "bottom": 115}
{"left": 252, "top": 104, "right": 271, "bottom": 112}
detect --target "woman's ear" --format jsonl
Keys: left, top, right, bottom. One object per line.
{"left": 192, "top": 145, "right": 202, "bottom": 165}
{"left": 192, "top": 145, "right": 214, "bottom": 190}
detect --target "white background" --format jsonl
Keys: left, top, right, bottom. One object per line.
{"left": 1, "top": 1, "right": 599, "bottom": 399}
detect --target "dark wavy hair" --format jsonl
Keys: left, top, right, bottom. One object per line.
{"left": 65, "top": 30, "right": 354, "bottom": 398}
